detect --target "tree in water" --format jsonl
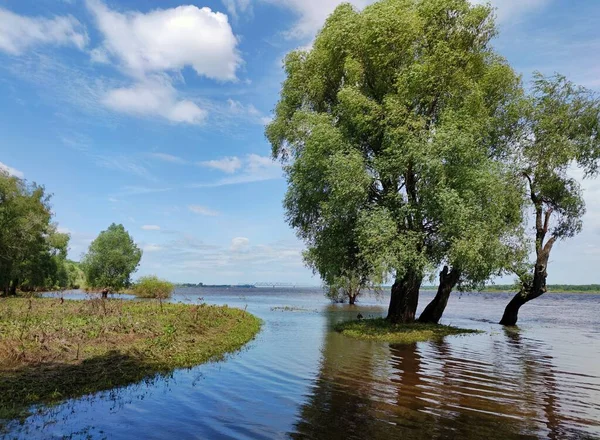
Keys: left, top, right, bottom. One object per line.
{"left": 500, "top": 74, "right": 600, "bottom": 325}
{"left": 81, "top": 223, "right": 142, "bottom": 297}
{"left": 324, "top": 271, "right": 371, "bottom": 305}
{"left": 267, "top": 0, "right": 526, "bottom": 323}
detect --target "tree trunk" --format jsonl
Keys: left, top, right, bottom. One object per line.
{"left": 500, "top": 249, "right": 550, "bottom": 326}
{"left": 348, "top": 294, "right": 356, "bottom": 305}
{"left": 418, "top": 266, "right": 460, "bottom": 324}
{"left": 387, "top": 269, "right": 423, "bottom": 324}
{"left": 9, "top": 279, "right": 18, "bottom": 296}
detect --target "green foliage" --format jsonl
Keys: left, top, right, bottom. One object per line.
{"left": 0, "top": 298, "right": 261, "bottom": 422}
{"left": 0, "top": 171, "right": 74, "bottom": 294}
{"left": 324, "top": 271, "right": 370, "bottom": 304}
{"left": 518, "top": 74, "right": 599, "bottom": 241}
{"left": 81, "top": 224, "right": 142, "bottom": 292}
{"left": 335, "top": 318, "right": 480, "bottom": 344}
{"left": 133, "top": 276, "right": 174, "bottom": 299}
{"left": 266, "top": 0, "right": 526, "bottom": 301}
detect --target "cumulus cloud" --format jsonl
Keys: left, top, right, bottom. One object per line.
{"left": 102, "top": 79, "right": 207, "bottom": 125}
{"left": 85, "top": 0, "right": 242, "bottom": 124}
{"left": 0, "top": 161, "right": 24, "bottom": 178}
{"left": 189, "top": 205, "right": 220, "bottom": 216}
{"left": 199, "top": 156, "right": 243, "bottom": 174}
{"left": 142, "top": 225, "right": 161, "bottom": 231}
{"left": 0, "top": 8, "right": 88, "bottom": 54}
{"left": 86, "top": 0, "right": 241, "bottom": 80}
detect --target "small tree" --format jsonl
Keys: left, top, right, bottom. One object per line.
{"left": 325, "top": 271, "right": 370, "bottom": 305}
{"left": 81, "top": 224, "right": 142, "bottom": 297}
{"left": 500, "top": 74, "right": 600, "bottom": 325}
{"left": 133, "top": 276, "right": 174, "bottom": 300}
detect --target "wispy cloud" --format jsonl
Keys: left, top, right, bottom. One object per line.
{"left": 198, "top": 156, "right": 242, "bottom": 174}
{"left": 93, "top": 153, "right": 153, "bottom": 180}
{"left": 188, "top": 205, "right": 220, "bottom": 217}
{"left": 149, "top": 153, "right": 187, "bottom": 164}
{"left": 142, "top": 225, "right": 161, "bottom": 231}
{"left": 143, "top": 244, "right": 162, "bottom": 252}
{"left": 118, "top": 186, "right": 172, "bottom": 197}
{"left": 190, "top": 154, "right": 282, "bottom": 187}
{"left": 0, "top": 7, "right": 88, "bottom": 55}
{"left": 0, "top": 161, "right": 24, "bottom": 178}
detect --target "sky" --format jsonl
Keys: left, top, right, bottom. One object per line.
{"left": 0, "top": 0, "right": 599, "bottom": 286}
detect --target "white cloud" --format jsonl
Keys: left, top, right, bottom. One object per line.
{"left": 189, "top": 205, "right": 220, "bottom": 216}
{"left": 228, "top": 99, "right": 260, "bottom": 115}
{"left": 142, "top": 225, "right": 161, "bottom": 231}
{"left": 231, "top": 236, "right": 250, "bottom": 252}
{"left": 86, "top": 0, "right": 241, "bottom": 81}
{"left": 471, "top": 0, "right": 550, "bottom": 23}
{"left": 0, "top": 161, "right": 24, "bottom": 178}
{"left": 222, "top": 0, "right": 252, "bottom": 21}
{"left": 143, "top": 244, "right": 162, "bottom": 252}
{"left": 102, "top": 78, "right": 207, "bottom": 125}
{"left": 57, "top": 226, "right": 72, "bottom": 234}
{"left": 199, "top": 156, "right": 243, "bottom": 174}
{"left": 191, "top": 154, "right": 282, "bottom": 187}
{"left": 0, "top": 7, "right": 88, "bottom": 54}
{"left": 265, "top": 0, "right": 371, "bottom": 38}
{"left": 149, "top": 153, "right": 186, "bottom": 164}
{"left": 93, "top": 153, "right": 153, "bottom": 179}
{"left": 267, "top": 0, "right": 550, "bottom": 40}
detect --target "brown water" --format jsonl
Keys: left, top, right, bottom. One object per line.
{"left": 5, "top": 289, "right": 600, "bottom": 439}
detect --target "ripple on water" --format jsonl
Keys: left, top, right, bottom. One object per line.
{"left": 7, "top": 289, "right": 600, "bottom": 439}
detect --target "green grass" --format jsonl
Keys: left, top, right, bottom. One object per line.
{"left": 335, "top": 318, "right": 481, "bottom": 344}
{"left": 0, "top": 297, "right": 261, "bottom": 424}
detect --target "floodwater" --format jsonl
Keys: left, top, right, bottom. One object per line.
{"left": 4, "top": 288, "right": 600, "bottom": 439}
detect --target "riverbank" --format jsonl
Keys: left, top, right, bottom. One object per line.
{"left": 335, "top": 318, "right": 480, "bottom": 344}
{"left": 0, "top": 297, "right": 261, "bottom": 423}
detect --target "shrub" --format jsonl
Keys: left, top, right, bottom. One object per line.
{"left": 132, "top": 275, "right": 174, "bottom": 299}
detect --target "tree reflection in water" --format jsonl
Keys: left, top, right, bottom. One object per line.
{"left": 290, "top": 310, "right": 597, "bottom": 439}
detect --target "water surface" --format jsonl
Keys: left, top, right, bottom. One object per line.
{"left": 5, "top": 288, "right": 600, "bottom": 439}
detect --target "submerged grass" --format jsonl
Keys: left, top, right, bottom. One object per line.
{"left": 335, "top": 318, "right": 481, "bottom": 344}
{"left": 0, "top": 297, "right": 261, "bottom": 424}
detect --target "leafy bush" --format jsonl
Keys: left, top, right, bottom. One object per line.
{"left": 132, "top": 276, "right": 174, "bottom": 299}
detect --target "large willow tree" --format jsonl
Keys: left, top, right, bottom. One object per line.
{"left": 267, "top": 0, "right": 526, "bottom": 323}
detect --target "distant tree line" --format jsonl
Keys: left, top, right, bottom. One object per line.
{"left": 0, "top": 170, "right": 83, "bottom": 294}
{"left": 0, "top": 170, "right": 148, "bottom": 297}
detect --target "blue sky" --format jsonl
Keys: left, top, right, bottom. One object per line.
{"left": 1, "top": 0, "right": 599, "bottom": 285}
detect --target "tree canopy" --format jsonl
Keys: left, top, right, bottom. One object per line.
{"left": 267, "top": 0, "right": 527, "bottom": 323}
{"left": 0, "top": 170, "right": 75, "bottom": 294}
{"left": 81, "top": 223, "right": 142, "bottom": 292}
{"left": 499, "top": 73, "right": 600, "bottom": 325}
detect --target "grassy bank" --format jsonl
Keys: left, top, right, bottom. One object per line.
{"left": 0, "top": 297, "right": 261, "bottom": 423}
{"left": 335, "top": 318, "right": 480, "bottom": 344}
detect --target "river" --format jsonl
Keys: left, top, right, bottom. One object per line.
{"left": 4, "top": 288, "right": 600, "bottom": 439}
